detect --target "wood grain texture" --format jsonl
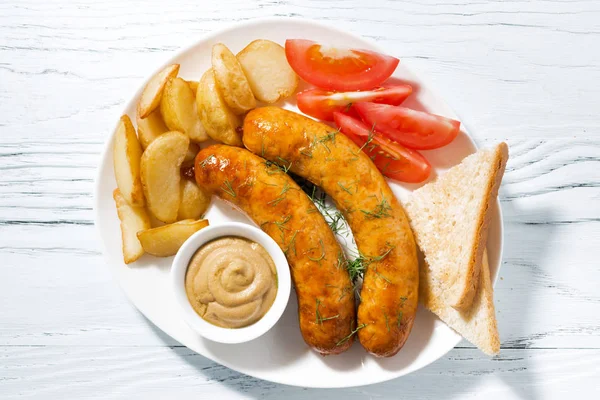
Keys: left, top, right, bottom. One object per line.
{"left": 1, "top": 0, "right": 599, "bottom": 398}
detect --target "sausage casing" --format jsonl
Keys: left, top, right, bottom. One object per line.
{"left": 195, "top": 145, "right": 355, "bottom": 354}
{"left": 243, "top": 107, "right": 419, "bottom": 357}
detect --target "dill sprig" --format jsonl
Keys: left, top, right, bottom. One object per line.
{"left": 265, "top": 160, "right": 291, "bottom": 175}
{"left": 344, "top": 244, "right": 395, "bottom": 283}
{"left": 360, "top": 197, "right": 392, "bottom": 219}
{"left": 384, "top": 311, "right": 390, "bottom": 332}
{"left": 338, "top": 285, "right": 353, "bottom": 301}
{"left": 220, "top": 179, "right": 236, "bottom": 197}
{"left": 273, "top": 215, "right": 291, "bottom": 232}
{"left": 315, "top": 298, "right": 339, "bottom": 325}
{"left": 199, "top": 154, "right": 215, "bottom": 168}
{"left": 336, "top": 323, "right": 367, "bottom": 347}
{"left": 337, "top": 182, "right": 353, "bottom": 195}
{"left": 283, "top": 230, "right": 299, "bottom": 256}
{"left": 276, "top": 156, "right": 293, "bottom": 173}
{"left": 396, "top": 310, "right": 404, "bottom": 328}
{"left": 300, "top": 149, "right": 313, "bottom": 158}
{"left": 267, "top": 196, "right": 285, "bottom": 206}
{"left": 358, "top": 126, "right": 376, "bottom": 153}
{"left": 346, "top": 257, "right": 366, "bottom": 283}
{"left": 267, "top": 181, "right": 292, "bottom": 206}
{"left": 310, "top": 129, "right": 339, "bottom": 154}
{"left": 307, "top": 239, "right": 326, "bottom": 263}
{"left": 373, "top": 267, "right": 392, "bottom": 283}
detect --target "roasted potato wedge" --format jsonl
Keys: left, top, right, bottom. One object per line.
{"left": 212, "top": 43, "right": 256, "bottom": 114}
{"left": 113, "top": 189, "right": 151, "bottom": 264}
{"left": 186, "top": 80, "right": 199, "bottom": 94}
{"left": 161, "top": 77, "right": 208, "bottom": 143}
{"left": 149, "top": 212, "right": 166, "bottom": 228}
{"left": 137, "top": 219, "right": 209, "bottom": 257}
{"left": 178, "top": 179, "right": 211, "bottom": 220}
{"left": 237, "top": 40, "right": 298, "bottom": 103}
{"left": 138, "top": 64, "right": 180, "bottom": 118}
{"left": 196, "top": 69, "right": 242, "bottom": 146}
{"left": 113, "top": 115, "right": 145, "bottom": 207}
{"left": 136, "top": 109, "right": 168, "bottom": 149}
{"left": 140, "top": 131, "right": 189, "bottom": 223}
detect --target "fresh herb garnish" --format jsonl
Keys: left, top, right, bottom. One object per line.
{"left": 273, "top": 215, "right": 291, "bottom": 232}
{"left": 346, "top": 257, "right": 366, "bottom": 283}
{"left": 220, "top": 179, "right": 236, "bottom": 197}
{"left": 283, "top": 230, "right": 299, "bottom": 256}
{"left": 337, "top": 182, "right": 353, "bottom": 195}
{"left": 360, "top": 197, "right": 392, "bottom": 219}
{"left": 307, "top": 239, "right": 326, "bottom": 263}
{"left": 358, "top": 126, "right": 376, "bottom": 153}
{"left": 265, "top": 160, "right": 290, "bottom": 175}
{"left": 344, "top": 244, "right": 395, "bottom": 283}
{"left": 267, "top": 181, "right": 293, "bottom": 206}
{"left": 315, "top": 298, "right": 339, "bottom": 325}
{"left": 300, "top": 149, "right": 313, "bottom": 158}
{"left": 276, "top": 156, "right": 293, "bottom": 173}
{"left": 336, "top": 323, "right": 367, "bottom": 346}
{"left": 397, "top": 310, "right": 404, "bottom": 328}
{"left": 338, "top": 285, "right": 353, "bottom": 301}
{"left": 384, "top": 311, "right": 390, "bottom": 332}
{"left": 199, "top": 154, "right": 215, "bottom": 168}
{"left": 373, "top": 267, "right": 391, "bottom": 283}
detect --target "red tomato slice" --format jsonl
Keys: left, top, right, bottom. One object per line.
{"left": 285, "top": 39, "right": 399, "bottom": 91}
{"left": 354, "top": 102, "right": 460, "bottom": 150}
{"left": 297, "top": 85, "right": 412, "bottom": 121}
{"left": 333, "top": 112, "right": 431, "bottom": 183}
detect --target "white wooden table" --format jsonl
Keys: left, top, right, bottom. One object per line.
{"left": 1, "top": 0, "right": 599, "bottom": 398}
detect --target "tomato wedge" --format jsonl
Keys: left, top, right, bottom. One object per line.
{"left": 333, "top": 112, "right": 431, "bottom": 183}
{"left": 285, "top": 39, "right": 399, "bottom": 91}
{"left": 354, "top": 102, "right": 460, "bottom": 150}
{"left": 297, "top": 85, "right": 412, "bottom": 121}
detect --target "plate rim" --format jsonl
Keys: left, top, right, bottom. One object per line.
{"left": 93, "top": 16, "right": 504, "bottom": 388}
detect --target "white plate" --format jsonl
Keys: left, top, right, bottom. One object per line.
{"left": 94, "top": 17, "right": 503, "bottom": 388}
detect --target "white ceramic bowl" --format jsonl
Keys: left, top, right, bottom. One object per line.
{"left": 171, "top": 222, "right": 291, "bottom": 344}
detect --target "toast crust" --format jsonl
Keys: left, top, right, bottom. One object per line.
{"left": 452, "top": 142, "right": 508, "bottom": 310}
{"left": 421, "top": 248, "right": 500, "bottom": 355}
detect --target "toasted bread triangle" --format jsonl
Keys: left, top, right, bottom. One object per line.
{"left": 426, "top": 248, "right": 500, "bottom": 355}
{"left": 405, "top": 143, "right": 508, "bottom": 354}
{"left": 406, "top": 143, "right": 508, "bottom": 310}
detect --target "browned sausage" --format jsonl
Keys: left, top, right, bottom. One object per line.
{"left": 195, "top": 145, "right": 356, "bottom": 355}
{"left": 242, "top": 107, "right": 419, "bottom": 357}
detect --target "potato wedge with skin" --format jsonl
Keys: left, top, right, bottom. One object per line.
{"left": 113, "top": 189, "right": 151, "bottom": 264}
{"left": 237, "top": 40, "right": 298, "bottom": 103}
{"left": 138, "top": 64, "right": 180, "bottom": 118}
{"left": 196, "top": 69, "right": 242, "bottom": 146}
{"left": 212, "top": 43, "right": 256, "bottom": 114}
{"left": 186, "top": 80, "right": 199, "bottom": 94}
{"left": 137, "top": 219, "right": 209, "bottom": 257}
{"left": 149, "top": 211, "right": 166, "bottom": 228}
{"left": 141, "top": 131, "right": 189, "bottom": 223}
{"left": 136, "top": 109, "right": 168, "bottom": 149}
{"left": 113, "top": 115, "right": 145, "bottom": 206}
{"left": 178, "top": 179, "right": 211, "bottom": 220}
{"left": 161, "top": 77, "right": 209, "bottom": 143}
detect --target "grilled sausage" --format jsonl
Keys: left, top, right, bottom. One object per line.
{"left": 195, "top": 145, "right": 355, "bottom": 354}
{"left": 243, "top": 107, "right": 419, "bottom": 357}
